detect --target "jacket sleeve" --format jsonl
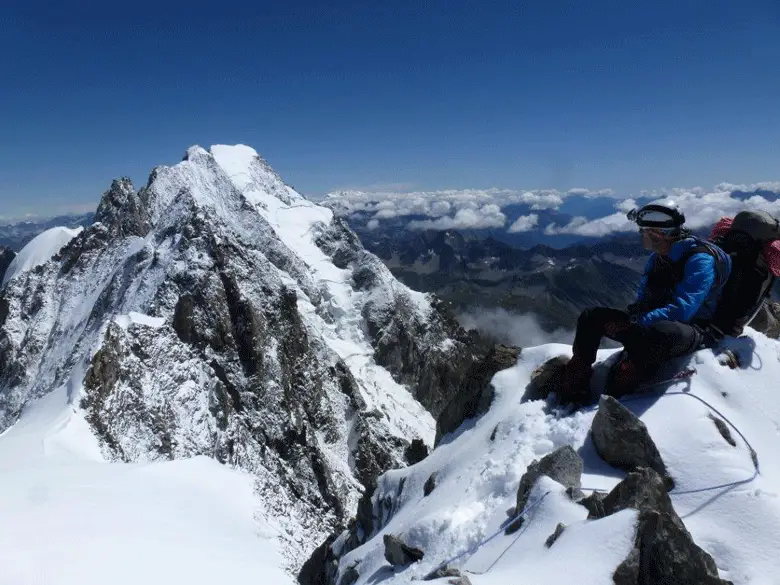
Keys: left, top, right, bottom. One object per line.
{"left": 638, "top": 253, "right": 715, "bottom": 326}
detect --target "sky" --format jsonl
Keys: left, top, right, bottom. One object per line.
{"left": 1, "top": 1, "right": 779, "bottom": 220}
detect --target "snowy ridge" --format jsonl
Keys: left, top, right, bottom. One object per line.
{"left": 2, "top": 226, "right": 82, "bottom": 286}
{"left": 331, "top": 331, "right": 780, "bottom": 585}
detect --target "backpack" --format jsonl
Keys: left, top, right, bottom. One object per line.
{"left": 706, "top": 210, "right": 780, "bottom": 338}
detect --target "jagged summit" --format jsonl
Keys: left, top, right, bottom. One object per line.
{"left": 0, "top": 144, "right": 482, "bottom": 572}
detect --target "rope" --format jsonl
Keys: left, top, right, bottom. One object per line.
{"left": 422, "top": 491, "right": 551, "bottom": 581}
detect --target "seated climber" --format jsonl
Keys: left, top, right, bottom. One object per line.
{"left": 557, "top": 203, "right": 731, "bottom": 404}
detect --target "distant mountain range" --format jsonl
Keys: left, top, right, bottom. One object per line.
{"left": 350, "top": 221, "right": 648, "bottom": 332}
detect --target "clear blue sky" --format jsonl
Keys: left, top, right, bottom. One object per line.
{"left": 1, "top": 1, "right": 779, "bottom": 218}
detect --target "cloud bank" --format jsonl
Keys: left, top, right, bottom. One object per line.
{"left": 323, "top": 183, "right": 780, "bottom": 235}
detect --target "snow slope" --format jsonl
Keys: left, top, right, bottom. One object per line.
{"left": 335, "top": 330, "right": 780, "bottom": 585}
{"left": 0, "top": 382, "right": 293, "bottom": 585}
{"left": 2, "top": 226, "right": 82, "bottom": 286}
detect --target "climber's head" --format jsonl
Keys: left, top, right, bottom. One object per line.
{"left": 627, "top": 203, "right": 686, "bottom": 254}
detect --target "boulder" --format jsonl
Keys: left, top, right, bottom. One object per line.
{"left": 383, "top": 534, "right": 424, "bottom": 566}
{"left": 591, "top": 395, "right": 672, "bottom": 487}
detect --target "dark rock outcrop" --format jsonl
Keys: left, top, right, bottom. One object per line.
{"left": 435, "top": 343, "right": 521, "bottom": 445}
{"left": 545, "top": 522, "right": 567, "bottom": 548}
{"left": 383, "top": 534, "right": 424, "bottom": 566}
{"left": 523, "top": 355, "right": 570, "bottom": 401}
{"left": 582, "top": 468, "right": 732, "bottom": 585}
{"left": 0, "top": 247, "right": 15, "bottom": 285}
{"left": 94, "top": 178, "right": 152, "bottom": 238}
{"left": 590, "top": 395, "right": 672, "bottom": 487}
{"left": 709, "top": 414, "right": 737, "bottom": 447}
{"left": 516, "top": 445, "right": 583, "bottom": 515}
{"left": 423, "top": 472, "right": 437, "bottom": 496}
{"left": 405, "top": 438, "right": 429, "bottom": 465}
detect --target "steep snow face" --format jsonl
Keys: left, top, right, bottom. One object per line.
{"left": 0, "top": 145, "right": 471, "bottom": 571}
{"left": 0, "top": 384, "right": 294, "bottom": 585}
{"left": 331, "top": 331, "right": 780, "bottom": 585}
{"left": 2, "top": 226, "right": 82, "bottom": 285}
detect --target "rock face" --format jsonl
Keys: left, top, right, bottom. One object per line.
{"left": 516, "top": 445, "right": 583, "bottom": 515}
{"left": 0, "top": 247, "right": 15, "bottom": 285}
{"left": 435, "top": 343, "right": 521, "bottom": 445}
{"left": 591, "top": 395, "right": 672, "bottom": 487}
{"left": 593, "top": 468, "right": 733, "bottom": 585}
{"left": 522, "top": 355, "right": 570, "bottom": 402}
{"left": 383, "top": 534, "right": 424, "bottom": 566}
{"left": 0, "top": 145, "right": 476, "bottom": 571}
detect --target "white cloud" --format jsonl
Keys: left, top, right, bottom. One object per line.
{"left": 546, "top": 189, "right": 780, "bottom": 237}
{"left": 508, "top": 214, "right": 539, "bottom": 233}
{"left": 566, "top": 188, "right": 615, "bottom": 198}
{"left": 323, "top": 182, "right": 780, "bottom": 236}
{"left": 367, "top": 219, "right": 380, "bottom": 230}
{"left": 456, "top": 308, "right": 573, "bottom": 347}
{"left": 715, "top": 181, "right": 780, "bottom": 193}
{"left": 407, "top": 205, "right": 506, "bottom": 230}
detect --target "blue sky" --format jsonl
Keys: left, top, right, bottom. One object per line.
{"left": 1, "top": 1, "right": 779, "bottom": 219}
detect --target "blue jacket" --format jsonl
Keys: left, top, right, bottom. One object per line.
{"left": 635, "top": 237, "right": 731, "bottom": 327}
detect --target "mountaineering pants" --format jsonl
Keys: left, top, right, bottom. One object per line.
{"left": 572, "top": 307, "right": 703, "bottom": 368}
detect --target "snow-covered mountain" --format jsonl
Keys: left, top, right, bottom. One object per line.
{"left": 3, "top": 144, "right": 779, "bottom": 585}
{"left": 312, "top": 332, "right": 780, "bottom": 585}
{"left": 0, "top": 145, "right": 481, "bottom": 578}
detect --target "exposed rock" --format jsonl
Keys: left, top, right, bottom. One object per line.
{"left": 750, "top": 301, "right": 780, "bottom": 339}
{"left": 424, "top": 472, "right": 437, "bottom": 496}
{"left": 516, "top": 445, "right": 583, "bottom": 515}
{"left": 600, "top": 468, "right": 679, "bottom": 525}
{"left": 602, "top": 468, "right": 732, "bottom": 585}
{"left": 383, "top": 534, "right": 424, "bottom": 566}
{"left": 435, "top": 343, "right": 521, "bottom": 445}
{"left": 545, "top": 522, "right": 567, "bottom": 548}
{"left": 422, "top": 567, "right": 471, "bottom": 583}
{"left": 709, "top": 414, "right": 737, "bottom": 447}
{"left": 94, "top": 178, "right": 152, "bottom": 238}
{"left": 297, "top": 533, "right": 339, "bottom": 585}
{"left": 523, "top": 355, "right": 570, "bottom": 401}
{"left": 405, "top": 438, "right": 429, "bottom": 465}
{"left": 339, "top": 563, "right": 360, "bottom": 585}
{"left": 0, "top": 247, "right": 15, "bottom": 285}
{"left": 578, "top": 491, "right": 607, "bottom": 519}
{"left": 591, "top": 395, "right": 672, "bottom": 487}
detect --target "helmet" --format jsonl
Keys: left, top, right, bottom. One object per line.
{"left": 627, "top": 203, "right": 686, "bottom": 230}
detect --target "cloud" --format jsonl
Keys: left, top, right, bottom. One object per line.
{"left": 323, "top": 182, "right": 780, "bottom": 237}
{"left": 456, "top": 308, "right": 573, "bottom": 347}
{"left": 407, "top": 204, "right": 506, "bottom": 230}
{"left": 566, "top": 188, "right": 615, "bottom": 198}
{"left": 544, "top": 186, "right": 780, "bottom": 237}
{"left": 508, "top": 213, "right": 539, "bottom": 233}
{"left": 715, "top": 181, "right": 780, "bottom": 193}
{"left": 322, "top": 187, "right": 574, "bottom": 222}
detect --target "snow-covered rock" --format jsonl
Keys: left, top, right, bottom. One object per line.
{"left": 0, "top": 144, "right": 477, "bottom": 572}
{"left": 317, "top": 333, "right": 780, "bottom": 585}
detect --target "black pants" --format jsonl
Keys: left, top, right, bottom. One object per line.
{"left": 572, "top": 307, "right": 703, "bottom": 369}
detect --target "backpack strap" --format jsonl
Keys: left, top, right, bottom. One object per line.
{"left": 673, "top": 240, "right": 728, "bottom": 289}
